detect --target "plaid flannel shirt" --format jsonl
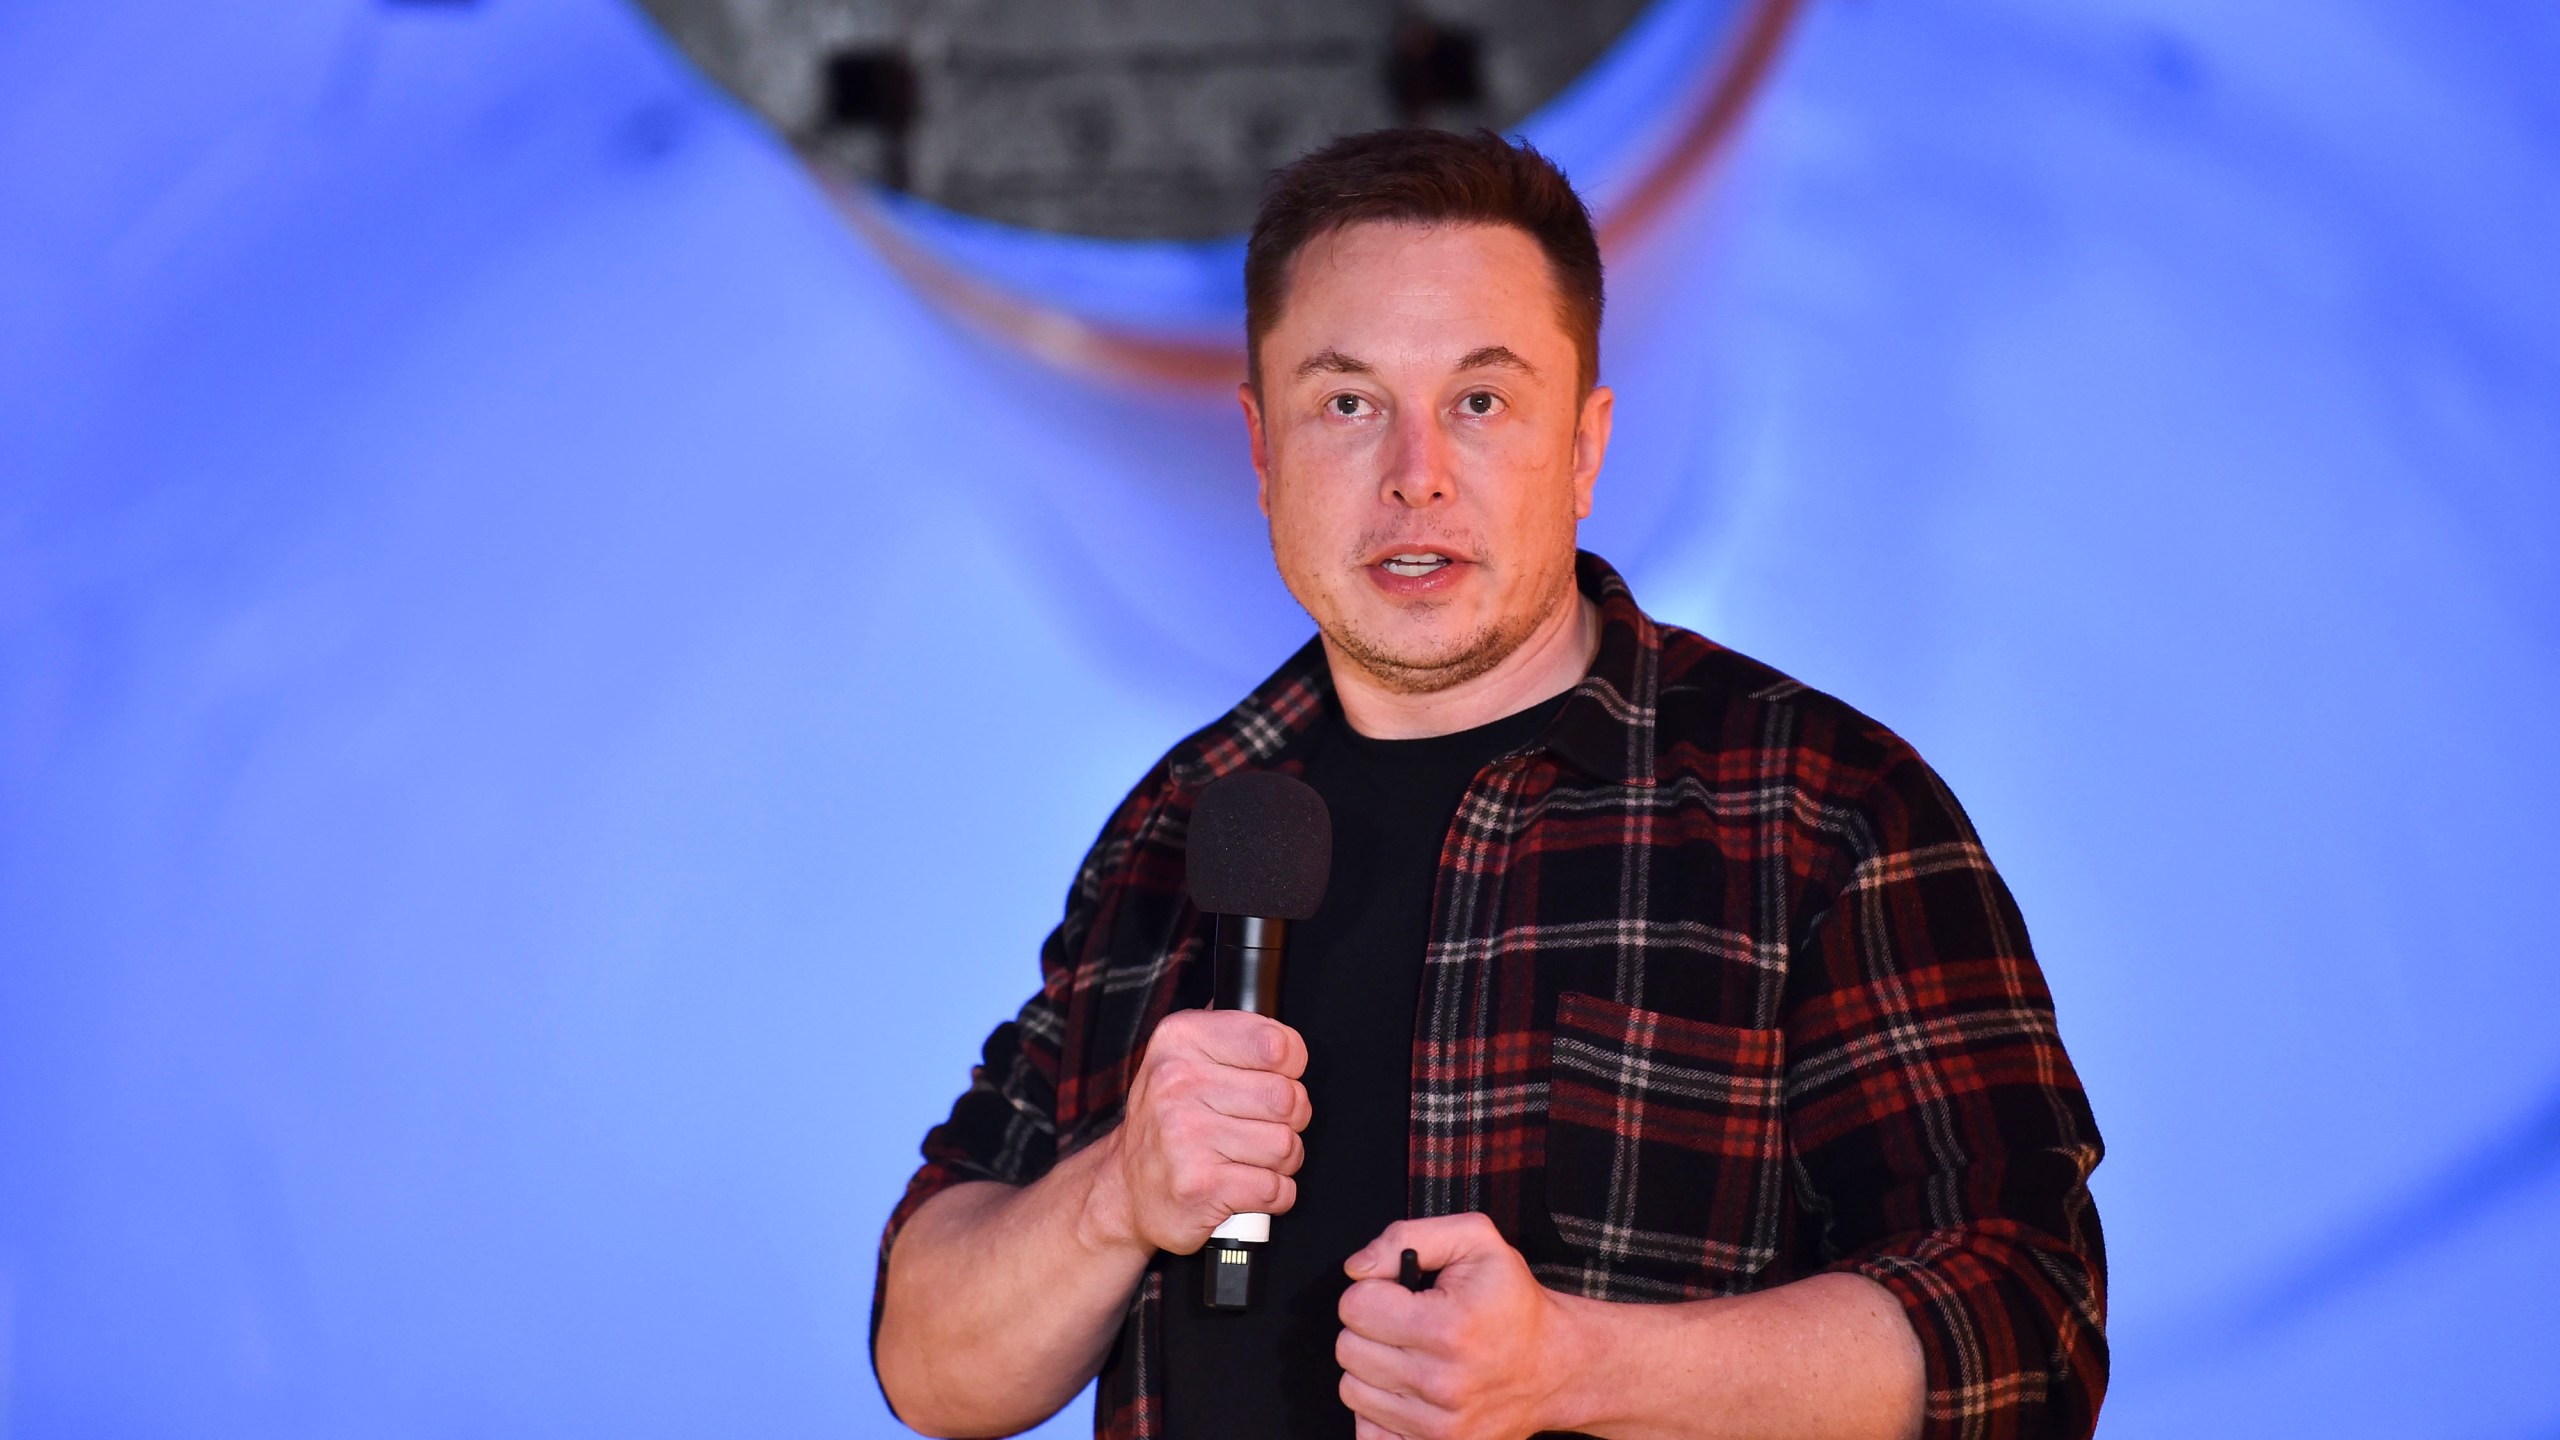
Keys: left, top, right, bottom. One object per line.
{"left": 878, "top": 553, "right": 2106, "bottom": 1439}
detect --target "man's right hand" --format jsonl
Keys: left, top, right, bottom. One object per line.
{"left": 1083, "top": 1007, "right": 1312, "bottom": 1256}
{"left": 879, "top": 1009, "right": 1312, "bottom": 1434}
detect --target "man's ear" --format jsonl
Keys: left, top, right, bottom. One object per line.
{"left": 1239, "top": 380, "right": 1273, "bottom": 517}
{"left": 1571, "top": 384, "right": 1614, "bottom": 520}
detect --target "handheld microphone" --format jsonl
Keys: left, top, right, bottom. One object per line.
{"left": 1183, "top": 770, "right": 1331, "bottom": 1311}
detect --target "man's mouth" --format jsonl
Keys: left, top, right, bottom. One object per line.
{"left": 1377, "top": 552, "right": 1452, "bottom": 578}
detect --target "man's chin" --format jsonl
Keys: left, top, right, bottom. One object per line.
{"left": 1321, "top": 620, "right": 1527, "bottom": 697}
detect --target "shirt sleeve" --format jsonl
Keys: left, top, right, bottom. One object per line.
{"left": 1786, "top": 745, "right": 2109, "bottom": 1440}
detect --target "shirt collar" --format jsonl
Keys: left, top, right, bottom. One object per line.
{"left": 1544, "top": 551, "right": 1663, "bottom": 787}
{"left": 1170, "top": 550, "right": 1662, "bottom": 790}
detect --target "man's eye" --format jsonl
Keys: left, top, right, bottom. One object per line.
{"left": 1461, "top": 392, "right": 1502, "bottom": 416}
{"left": 1330, "top": 394, "right": 1366, "bottom": 416}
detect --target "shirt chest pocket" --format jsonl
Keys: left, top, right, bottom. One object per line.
{"left": 1543, "top": 992, "right": 1789, "bottom": 1297}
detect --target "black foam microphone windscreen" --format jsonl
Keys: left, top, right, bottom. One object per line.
{"left": 1185, "top": 771, "right": 1330, "bottom": 919}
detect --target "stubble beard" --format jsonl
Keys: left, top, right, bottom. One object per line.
{"left": 1319, "top": 560, "right": 1576, "bottom": 697}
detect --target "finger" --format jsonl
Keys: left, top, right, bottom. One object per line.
{"left": 1191, "top": 1012, "right": 1309, "bottom": 1077}
{"left": 1209, "top": 1162, "right": 1295, "bottom": 1218}
{"left": 1346, "top": 1211, "right": 1505, "bottom": 1280}
{"left": 1199, "top": 1068, "right": 1311, "bottom": 1129}
{"left": 1175, "top": 1170, "right": 1297, "bottom": 1252}
{"left": 1340, "top": 1370, "right": 1442, "bottom": 1439}
{"left": 1354, "top": 1417, "right": 1408, "bottom": 1440}
{"left": 1207, "top": 1116, "right": 1304, "bottom": 1175}
{"left": 1335, "top": 1326, "right": 1432, "bottom": 1399}
{"left": 1336, "top": 1276, "right": 1443, "bottom": 1350}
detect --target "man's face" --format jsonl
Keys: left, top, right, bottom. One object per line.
{"left": 1242, "top": 221, "right": 1612, "bottom": 696}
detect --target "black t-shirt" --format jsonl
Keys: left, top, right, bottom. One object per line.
{"left": 1160, "top": 689, "right": 1571, "bottom": 1439}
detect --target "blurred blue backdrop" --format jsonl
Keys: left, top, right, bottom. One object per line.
{"left": 3, "top": 0, "right": 2556, "bottom": 1435}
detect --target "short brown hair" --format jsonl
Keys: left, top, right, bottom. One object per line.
{"left": 1245, "top": 128, "right": 1605, "bottom": 394}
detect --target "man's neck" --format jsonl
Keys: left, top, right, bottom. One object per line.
{"left": 1324, "top": 590, "right": 1603, "bottom": 741}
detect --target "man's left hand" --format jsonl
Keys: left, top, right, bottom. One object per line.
{"left": 1336, "top": 1212, "right": 1590, "bottom": 1440}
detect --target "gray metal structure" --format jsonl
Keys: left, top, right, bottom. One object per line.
{"left": 635, "top": 0, "right": 1653, "bottom": 238}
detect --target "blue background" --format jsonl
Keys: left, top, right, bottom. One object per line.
{"left": 3, "top": 0, "right": 2556, "bottom": 1434}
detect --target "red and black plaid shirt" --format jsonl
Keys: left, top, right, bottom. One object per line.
{"left": 879, "top": 553, "right": 2106, "bottom": 1440}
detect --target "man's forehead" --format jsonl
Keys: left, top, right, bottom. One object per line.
{"left": 1269, "top": 222, "right": 1572, "bottom": 375}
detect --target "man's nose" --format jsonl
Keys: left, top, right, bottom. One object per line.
{"left": 1379, "top": 404, "right": 1455, "bottom": 508}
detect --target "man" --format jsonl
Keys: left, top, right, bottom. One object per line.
{"left": 872, "top": 130, "right": 2105, "bottom": 1440}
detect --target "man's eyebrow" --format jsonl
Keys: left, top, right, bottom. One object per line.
{"left": 1455, "top": 345, "right": 1537, "bottom": 375}
{"left": 1295, "top": 347, "right": 1375, "bottom": 379}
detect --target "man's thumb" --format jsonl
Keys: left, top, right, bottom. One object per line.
{"left": 1345, "top": 1213, "right": 1502, "bottom": 1280}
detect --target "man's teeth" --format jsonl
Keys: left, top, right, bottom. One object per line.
{"left": 1381, "top": 553, "right": 1450, "bottom": 577}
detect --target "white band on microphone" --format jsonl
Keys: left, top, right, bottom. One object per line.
{"left": 1210, "top": 1211, "right": 1271, "bottom": 1244}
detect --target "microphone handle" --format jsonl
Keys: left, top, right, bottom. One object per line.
{"left": 1212, "top": 914, "right": 1287, "bottom": 1012}
{"left": 1204, "top": 913, "right": 1288, "bottom": 1309}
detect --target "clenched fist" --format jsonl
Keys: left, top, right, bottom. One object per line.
{"left": 1335, "top": 1213, "right": 1587, "bottom": 1440}
{"left": 1083, "top": 1007, "right": 1313, "bottom": 1256}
